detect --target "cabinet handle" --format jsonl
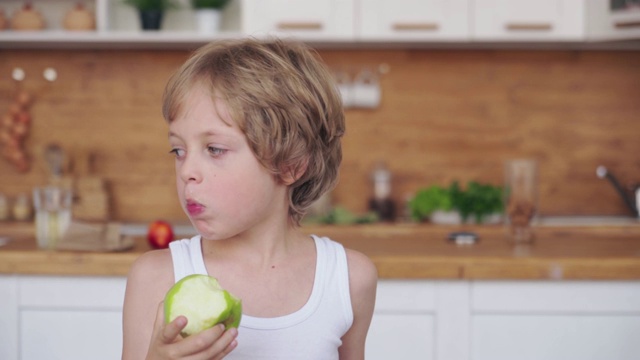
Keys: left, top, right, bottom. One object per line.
{"left": 505, "top": 23, "right": 553, "bottom": 31}
{"left": 276, "top": 22, "right": 323, "bottom": 31}
{"left": 392, "top": 22, "right": 439, "bottom": 31}
{"left": 614, "top": 21, "right": 640, "bottom": 29}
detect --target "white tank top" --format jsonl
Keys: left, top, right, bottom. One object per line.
{"left": 169, "top": 234, "right": 354, "bottom": 359}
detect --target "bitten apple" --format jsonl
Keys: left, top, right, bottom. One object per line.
{"left": 164, "top": 274, "right": 242, "bottom": 337}
{"left": 147, "top": 220, "right": 174, "bottom": 249}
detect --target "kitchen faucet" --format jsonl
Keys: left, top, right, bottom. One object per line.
{"left": 596, "top": 166, "right": 640, "bottom": 218}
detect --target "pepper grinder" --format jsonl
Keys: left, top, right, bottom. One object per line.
{"left": 368, "top": 162, "right": 396, "bottom": 222}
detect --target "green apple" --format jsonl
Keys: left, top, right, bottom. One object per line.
{"left": 164, "top": 274, "right": 242, "bottom": 337}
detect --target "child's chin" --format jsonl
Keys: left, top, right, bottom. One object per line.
{"left": 191, "top": 220, "right": 219, "bottom": 239}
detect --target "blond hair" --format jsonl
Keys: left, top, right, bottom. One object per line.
{"left": 162, "top": 38, "right": 345, "bottom": 225}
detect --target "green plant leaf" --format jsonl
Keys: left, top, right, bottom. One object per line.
{"left": 303, "top": 206, "right": 379, "bottom": 225}
{"left": 123, "top": 0, "right": 179, "bottom": 11}
{"left": 191, "top": 0, "right": 230, "bottom": 9}
{"left": 409, "top": 185, "right": 452, "bottom": 221}
{"left": 451, "top": 181, "right": 503, "bottom": 223}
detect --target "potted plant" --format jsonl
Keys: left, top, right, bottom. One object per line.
{"left": 409, "top": 184, "right": 459, "bottom": 224}
{"left": 191, "top": 0, "right": 230, "bottom": 33}
{"left": 409, "top": 181, "right": 503, "bottom": 224}
{"left": 123, "top": 0, "right": 179, "bottom": 30}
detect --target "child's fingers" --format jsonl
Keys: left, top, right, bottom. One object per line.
{"left": 179, "top": 324, "right": 228, "bottom": 355}
{"left": 152, "top": 301, "right": 186, "bottom": 344}
{"left": 161, "top": 316, "right": 188, "bottom": 344}
{"left": 212, "top": 328, "right": 239, "bottom": 360}
{"left": 188, "top": 326, "right": 238, "bottom": 360}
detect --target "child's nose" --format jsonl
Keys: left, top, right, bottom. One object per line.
{"left": 179, "top": 155, "right": 202, "bottom": 183}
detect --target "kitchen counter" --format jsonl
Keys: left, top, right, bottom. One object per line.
{"left": 1, "top": 222, "right": 640, "bottom": 280}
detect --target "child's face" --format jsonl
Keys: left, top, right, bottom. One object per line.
{"left": 168, "top": 86, "right": 289, "bottom": 240}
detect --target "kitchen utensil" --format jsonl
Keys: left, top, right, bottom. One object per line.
{"left": 44, "top": 143, "right": 64, "bottom": 179}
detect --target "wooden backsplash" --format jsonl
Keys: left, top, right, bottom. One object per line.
{"left": 1, "top": 47, "right": 639, "bottom": 222}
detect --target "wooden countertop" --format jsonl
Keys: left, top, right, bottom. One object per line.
{"left": 1, "top": 222, "right": 640, "bottom": 280}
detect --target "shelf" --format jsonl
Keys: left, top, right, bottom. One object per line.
{"left": 0, "top": 30, "right": 247, "bottom": 50}
{"left": 2, "top": 31, "right": 640, "bottom": 51}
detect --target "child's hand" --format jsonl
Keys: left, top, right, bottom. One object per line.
{"left": 146, "top": 302, "right": 238, "bottom": 360}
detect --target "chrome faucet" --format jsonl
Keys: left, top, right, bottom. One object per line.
{"left": 596, "top": 166, "right": 640, "bottom": 218}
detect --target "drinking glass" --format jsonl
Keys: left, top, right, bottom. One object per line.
{"left": 32, "top": 186, "right": 72, "bottom": 250}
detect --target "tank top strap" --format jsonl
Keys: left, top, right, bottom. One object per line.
{"left": 311, "top": 235, "right": 353, "bottom": 329}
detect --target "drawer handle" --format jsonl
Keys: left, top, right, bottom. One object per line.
{"left": 505, "top": 22, "right": 553, "bottom": 31}
{"left": 276, "top": 22, "right": 323, "bottom": 31}
{"left": 614, "top": 20, "right": 640, "bottom": 29}
{"left": 392, "top": 22, "right": 439, "bottom": 31}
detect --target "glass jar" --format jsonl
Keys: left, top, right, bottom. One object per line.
{"left": 12, "top": 193, "right": 32, "bottom": 221}
{"left": 0, "top": 193, "right": 10, "bottom": 221}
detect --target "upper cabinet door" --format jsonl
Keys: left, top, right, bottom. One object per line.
{"left": 473, "top": 0, "right": 585, "bottom": 41}
{"left": 357, "top": 0, "right": 471, "bottom": 41}
{"left": 241, "top": 0, "right": 355, "bottom": 41}
{"left": 586, "top": 0, "right": 640, "bottom": 41}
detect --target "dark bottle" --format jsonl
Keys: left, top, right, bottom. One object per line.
{"left": 368, "top": 162, "right": 396, "bottom": 222}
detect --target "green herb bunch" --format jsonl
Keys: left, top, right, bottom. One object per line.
{"left": 451, "top": 181, "right": 503, "bottom": 223}
{"left": 303, "top": 206, "right": 379, "bottom": 225}
{"left": 410, "top": 181, "right": 503, "bottom": 223}
{"left": 123, "top": 0, "right": 179, "bottom": 10}
{"left": 409, "top": 185, "right": 453, "bottom": 221}
{"left": 191, "top": 0, "right": 230, "bottom": 9}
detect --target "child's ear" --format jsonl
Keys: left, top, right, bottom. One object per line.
{"left": 281, "top": 158, "right": 309, "bottom": 186}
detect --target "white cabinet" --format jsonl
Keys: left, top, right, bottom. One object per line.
{"left": 473, "top": 315, "right": 640, "bottom": 360}
{"left": 586, "top": 0, "right": 640, "bottom": 40}
{"left": 1, "top": 276, "right": 639, "bottom": 360}
{"left": 21, "top": 311, "right": 123, "bottom": 360}
{"left": 357, "top": 0, "right": 470, "bottom": 42}
{"left": 366, "top": 281, "right": 437, "bottom": 360}
{"left": 366, "top": 281, "right": 471, "bottom": 360}
{"left": 473, "top": 0, "right": 586, "bottom": 41}
{"left": 0, "top": 275, "right": 127, "bottom": 360}
{"left": 0, "top": 277, "right": 18, "bottom": 360}
{"left": 366, "top": 280, "right": 640, "bottom": 360}
{"left": 241, "top": 0, "right": 355, "bottom": 41}
{"left": 470, "top": 281, "right": 640, "bottom": 360}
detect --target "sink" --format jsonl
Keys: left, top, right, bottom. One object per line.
{"left": 536, "top": 216, "right": 640, "bottom": 227}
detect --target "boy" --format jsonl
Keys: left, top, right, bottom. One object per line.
{"left": 122, "top": 38, "right": 377, "bottom": 359}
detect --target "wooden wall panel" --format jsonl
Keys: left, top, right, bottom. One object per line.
{"left": 0, "top": 48, "right": 639, "bottom": 222}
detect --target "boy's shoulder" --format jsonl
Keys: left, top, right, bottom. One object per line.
{"left": 127, "top": 248, "right": 175, "bottom": 288}
{"left": 132, "top": 247, "right": 173, "bottom": 269}
{"left": 343, "top": 247, "right": 378, "bottom": 294}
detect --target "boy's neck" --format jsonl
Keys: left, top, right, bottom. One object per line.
{"left": 201, "top": 223, "right": 307, "bottom": 267}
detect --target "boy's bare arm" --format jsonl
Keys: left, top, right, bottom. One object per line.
{"left": 339, "top": 249, "right": 378, "bottom": 360}
{"left": 122, "top": 250, "right": 174, "bottom": 359}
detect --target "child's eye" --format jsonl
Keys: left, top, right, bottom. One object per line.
{"left": 208, "top": 146, "right": 227, "bottom": 156}
{"left": 169, "top": 148, "right": 185, "bottom": 158}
